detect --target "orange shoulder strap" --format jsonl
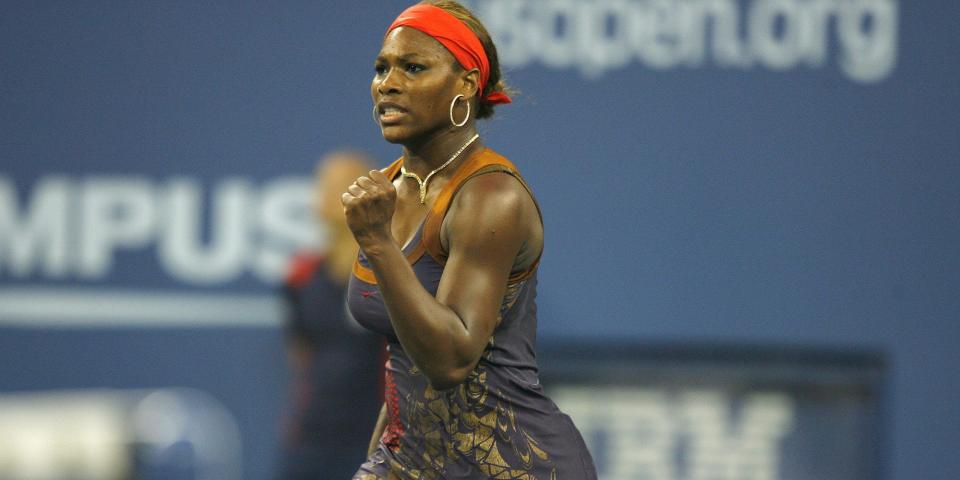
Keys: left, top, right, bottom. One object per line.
{"left": 382, "top": 157, "right": 404, "bottom": 181}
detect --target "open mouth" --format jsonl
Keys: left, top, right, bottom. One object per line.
{"left": 377, "top": 103, "right": 407, "bottom": 124}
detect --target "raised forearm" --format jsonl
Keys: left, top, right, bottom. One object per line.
{"left": 363, "top": 240, "right": 474, "bottom": 389}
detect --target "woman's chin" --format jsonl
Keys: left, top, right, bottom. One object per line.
{"left": 379, "top": 126, "right": 410, "bottom": 145}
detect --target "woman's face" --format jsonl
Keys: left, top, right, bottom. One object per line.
{"left": 372, "top": 27, "right": 464, "bottom": 144}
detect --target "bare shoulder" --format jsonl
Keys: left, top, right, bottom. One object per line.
{"left": 442, "top": 170, "right": 542, "bottom": 257}
{"left": 454, "top": 170, "right": 536, "bottom": 215}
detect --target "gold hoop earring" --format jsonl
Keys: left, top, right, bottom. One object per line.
{"left": 449, "top": 94, "right": 469, "bottom": 127}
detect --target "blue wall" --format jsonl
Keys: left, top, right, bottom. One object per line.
{"left": 2, "top": 1, "right": 958, "bottom": 479}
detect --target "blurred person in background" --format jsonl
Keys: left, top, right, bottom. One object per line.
{"left": 277, "top": 151, "right": 384, "bottom": 479}
{"left": 343, "top": 1, "right": 597, "bottom": 478}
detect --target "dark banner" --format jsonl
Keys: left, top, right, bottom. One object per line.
{"left": 541, "top": 345, "right": 886, "bottom": 480}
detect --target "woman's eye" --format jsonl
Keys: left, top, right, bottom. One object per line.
{"left": 406, "top": 64, "right": 425, "bottom": 73}
{"left": 374, "top": 64, "right": 387, "bottom": 75}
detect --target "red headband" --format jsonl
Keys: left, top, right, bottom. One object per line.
{"left": 386, "top": 4, "right": 511, "bottom": 105}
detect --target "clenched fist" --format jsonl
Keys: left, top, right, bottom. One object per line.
{"left": 341, "top": 169, "right": 396, "bottom": 249}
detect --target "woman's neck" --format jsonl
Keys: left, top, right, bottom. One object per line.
{"left": 401, "top": 126, "right": 481, "bottom": 177}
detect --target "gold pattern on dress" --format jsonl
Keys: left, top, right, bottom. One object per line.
{"left": 396, "top": 359, "right": 555, "bottom": 470}
{"left": 382, "top": 279, "right": 555, "bottom": 479}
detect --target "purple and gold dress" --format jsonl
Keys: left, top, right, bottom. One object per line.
{"left": 349, "top": 148, "right": 597, "bottom": 480}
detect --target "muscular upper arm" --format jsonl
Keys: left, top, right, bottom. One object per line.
{"left": 434, "top": 172, "right": 542, "bottom": 369}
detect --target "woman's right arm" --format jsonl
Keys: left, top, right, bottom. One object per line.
{"left": 343, "top": 170, "right": 534, "bottom": 391}
{"left": 367, "top": 402, "right": 388, "bottom": 457}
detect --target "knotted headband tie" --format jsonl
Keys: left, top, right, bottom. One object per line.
{"left": 386, "top": 4, "right": 512, "bottom": 105}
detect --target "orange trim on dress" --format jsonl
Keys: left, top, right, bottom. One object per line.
{"left": 352, "top": 257, "right": 379, "bottom": 284}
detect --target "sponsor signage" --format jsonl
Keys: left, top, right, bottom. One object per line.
{"left": 541, "top": 345, "right": 886, "bottom": 480}
{"left": 471, "top": 0, "right": 899, "bottom": 82}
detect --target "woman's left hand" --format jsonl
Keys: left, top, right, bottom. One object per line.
{"left": 341, "top": 170, "right": 397, "bottom": 250}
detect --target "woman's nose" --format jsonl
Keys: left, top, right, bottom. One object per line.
{"left": 377, "top": 68, "right": 401, "bottom": 95}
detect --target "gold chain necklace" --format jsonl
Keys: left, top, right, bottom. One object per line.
{"left": 401, "top": 133, "right": 479, "bottom": 204}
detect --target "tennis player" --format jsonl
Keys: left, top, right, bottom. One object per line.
{"left": 343, "top": 2, "right": 597, "bottom": 478}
